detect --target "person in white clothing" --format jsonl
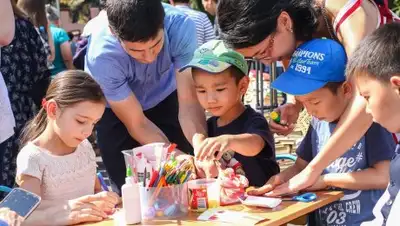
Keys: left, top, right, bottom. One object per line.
{"left": 170, "top": 0, "right": 215, "bottom": 46}
{"left": 0, "top": 0, "right": 16, "bottom": 146}
{"left": 16, "top": 70, "right": 120, "bottom": 224}
{"left": 81, "top": 0, "right": 108, "bottom": 37}
{"left": 346, "top": 23, "right": 400, "bottom": 226}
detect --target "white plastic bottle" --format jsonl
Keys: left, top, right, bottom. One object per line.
{"left": 121, "top": 167, "right": 142, "bottom": 224}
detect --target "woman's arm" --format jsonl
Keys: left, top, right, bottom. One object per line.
{"left": 0, "top": 0, "right": 15, "bottom": 46}
{"left": 46, "top": 25, "right": 55, "bottom": 62}
{"left": 306, "top": 160, "right": 390, "bottom": 191}
{"left": 323, "top": 160, "right": 390, "bottom": 190}
{"left": 60, "top": 41, "right": 75, "bottom": 70}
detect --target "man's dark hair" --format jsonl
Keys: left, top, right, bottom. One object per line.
{"left": 323, "top": 81, "right": 344, "bottom": 95}
{"left": 106, "top": 0, "right": 165, "bottom": 42}
{"left": 217, "top": 0, "right": 319, "bottom": 49}
{"left": 173, "top": 0, "right": 190, "bottom": 3}
{"left": 346, "top": 23, "right": 400, "bottom": 82}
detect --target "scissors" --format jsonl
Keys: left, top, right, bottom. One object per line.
{"left": 282, "top": 192, "right": 317, "bottom": 203}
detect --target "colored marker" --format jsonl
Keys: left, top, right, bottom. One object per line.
{"left": 97, "top": 172, "right": 109, "bottom": 192}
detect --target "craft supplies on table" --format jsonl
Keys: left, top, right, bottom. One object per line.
{"left": 121, "top": 166, "right": 142, "bottom": 224}
{"left": 122, "top": 143, "right": 193, "bottom": 220}
{"left": 218, "top": 168, "right": 249, "bottom": 206}
{"left": 188, "top": 179, "right": 221, "bottom": 212}
{"left": 139, "top": 183, "right": 189, "bottom": 220}
{"left": 197, "top": 209, "right": 265, "bottom": 225}
{"left": 282, "top": 192, "right": 317, "bottom": 202}
{"left": 239, "top": 195, "right": 282, "bottom": 208}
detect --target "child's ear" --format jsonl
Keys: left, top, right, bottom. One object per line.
{"left": 390, "top": 75, "right": 400, "bottom": 95}
{"left": 238, "top": 76, "right": 250, "bottom": 96}
{"left": 342, "top": 81, "right": 353, "bottom": 97}
{"left": 46, "top": 100, "right": 58, "bottom": 119}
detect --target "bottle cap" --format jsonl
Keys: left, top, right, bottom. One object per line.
{"left": 270, "top": 111, "right": 280, "bottom": 123}
{"left": 126, "top": 165, "right": 133, "bottom": 177}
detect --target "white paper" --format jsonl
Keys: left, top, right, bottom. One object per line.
{"left": 240, "top": 195, "right": 282, "bottom": 208}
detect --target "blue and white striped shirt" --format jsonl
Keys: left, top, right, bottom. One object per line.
{"left": 175, "top": 5, "right": 215, "bottom": 46}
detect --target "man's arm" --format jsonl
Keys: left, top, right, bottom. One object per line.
{"left": 109, "top": 94, "right": 169, "bottom": 145}
{"left": 0, "top": 0, "right": 14, "bottom": 46}
{"left": 176, "top": 68, "right": 207, "bottom": 145}
{"left": 321, "top": 160, "right": 390, "bottom": 190}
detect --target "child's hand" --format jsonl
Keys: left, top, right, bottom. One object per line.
{"left": 194, "top": 160, "right": 219, "bottom": 178}
{"left": 192, "top": 133, "right": 206, "bottom": 156}
{"left": 0, "top": 208, "right": 24, "bottom": 226}
{"left": 195, "top": 135, "right": 232, "bottom": 161}
{"left": 91, "top": 191, "right": 121, "bottom": 214}
{"left": 305, "top": 176, "right": 328, "bottom": 191}
{"left": 247, "top": 174, "right": 284, "bottom": 196}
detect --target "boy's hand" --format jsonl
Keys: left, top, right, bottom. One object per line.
{"left": 269, "top": 104, "right": 299, "bottom": 135}
{"left": 195, "top": 135, "right": 232, "bottom": 161}
{"left": 91, "top": 191, "right": 121, "bottom": 214}
{"left": 266, "top": 166, "right": 318, "bottom": 196}
{"left": 194, "top": 160, "right": 219, "bottom": 178}
{"left": 247, "top": 174, "right": 284, "bottom": 196}
{"left": 305, "top": 176, "right": 328, "bottom": 191}
{"left": 192, "top": 133, "right": 206, "bottom": 156}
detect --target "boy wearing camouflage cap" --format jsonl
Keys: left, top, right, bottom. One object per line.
{"left": 180, "top": 40, "right": 279, "bottom": 186}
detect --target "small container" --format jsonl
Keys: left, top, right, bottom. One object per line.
{"left": 270, "top": 111, "right": 281, "bottom": 124}
{"left": 122, "top": 143, "right": 167, "bottom": 182}
{"left": 139, "top": 183, "right": 189, "bottom": 220}
{"left": 121, "top": 176, "right": 142, "bottom": 224}
{"left": 188, "top": 179, "right": 220, "bottom": 212}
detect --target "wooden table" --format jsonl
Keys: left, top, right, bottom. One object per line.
{"left": 83, "top": 191, "right": 343, "bottom": 226}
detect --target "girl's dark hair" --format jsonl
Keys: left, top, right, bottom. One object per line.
{"left": 20, "top": 70, "right": 106, "bottom": 145}
{"left": 17, "top": 0, "right": 48, "bottom": 30}
{"left": 217, "top": 0, "right": 320, "bottom": 49}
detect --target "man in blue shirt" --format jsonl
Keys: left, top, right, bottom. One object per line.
{"left": 85, "top": 0, "right": 206, "bottom": 192}
{"left": 249, "top": 39, "right": 395, "bottom": 226}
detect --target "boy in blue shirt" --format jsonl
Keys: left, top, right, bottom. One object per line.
{"left": 180, "top": 40, "right": 280, "bottom": 186}
{"left": 346, "top": 23, "right": 400, "bottom": 226}
{"left": 249, "top": 39, "right": 395, "bottom": 226}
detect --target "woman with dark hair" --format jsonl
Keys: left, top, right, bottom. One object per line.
{"left": 217, "top": 0, "right": 399, "bottom": 195}
{"left": 0, "top": 0, "right": 50, "bottom": 197}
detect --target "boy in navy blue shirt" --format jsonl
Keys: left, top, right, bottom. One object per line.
{"left": 249, "top": 39, "right": 395, "bottom": 226}
{"left": 346, "top": 23, "right": 400, "bottom": 226}
{"left": 180, "top": 40, "right": 279, "bottom": 187}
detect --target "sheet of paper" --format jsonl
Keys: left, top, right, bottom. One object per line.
{"left": 197, "top": 209, "right": 265, "bottom": 225}
{"left": 240, "top": 195, "right": 282, "bottom": 208}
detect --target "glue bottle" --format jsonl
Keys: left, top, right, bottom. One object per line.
{"left": 122, "top": 166, "right": 142, "bottom": 224}
{"left": 270, "top": 111, "right": 281, "bottom": 124}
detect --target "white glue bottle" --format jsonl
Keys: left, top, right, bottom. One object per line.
{"left": 122, "top": 166, "right": 142, "bottom": 224}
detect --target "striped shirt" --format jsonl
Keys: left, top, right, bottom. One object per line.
{"left": 175, "top": 5, "right": 215, "bottom": 46}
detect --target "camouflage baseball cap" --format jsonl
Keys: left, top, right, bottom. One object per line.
{"left": 179, "top": 40, "right": 248, "bottom": 75}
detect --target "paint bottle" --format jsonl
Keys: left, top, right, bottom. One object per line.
{"left": 122, "top": 166, "right": 142, "bottom": 224}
